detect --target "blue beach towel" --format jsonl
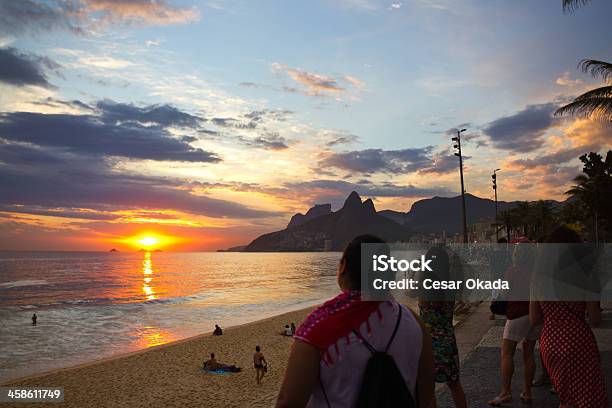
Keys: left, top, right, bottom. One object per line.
{"left": 202, "top": 368, "right": 232, "bottom": 375}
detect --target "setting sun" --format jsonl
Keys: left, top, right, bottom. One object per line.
{"left": 138, "top": 236, "right": 159, "bottom": 247}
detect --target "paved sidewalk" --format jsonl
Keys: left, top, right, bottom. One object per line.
{"left": 436, "top": 305, "right": 612, "bottom": 407}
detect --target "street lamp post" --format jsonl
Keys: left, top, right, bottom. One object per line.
{"left": 492, "top": 168, "right": 500, "bottom": 241}
{"left": 452, "top": 129, "right": 468, "bottom": 243}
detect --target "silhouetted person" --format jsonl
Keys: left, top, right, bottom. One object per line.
{"left": 290, "top": 322, "right": 296, "bottom": 335}
{"left": 213, "top": 324, "right": 222, "bottom": 336}
{"left": 31, "top": 313, "right": 37, "bottom": 326}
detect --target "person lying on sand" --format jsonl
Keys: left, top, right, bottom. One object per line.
{"left": 203, "top": 353, "right": 241, "bottom": 372}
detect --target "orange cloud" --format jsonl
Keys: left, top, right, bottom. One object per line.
{"left": 79, "top": 0, "right": 200, "bottom": 26}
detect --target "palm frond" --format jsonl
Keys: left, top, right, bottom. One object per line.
{"left": 554, "top": 86, "right": 612, "bottom": 120}
{"left": 562, "top": 0, "right": 591, "bottom": 12}
{"left": 578, "top": 59, "right": 612, "bottom": 83}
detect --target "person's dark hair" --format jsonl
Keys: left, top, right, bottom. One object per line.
{"left": 497, "top": 237, "right": 507, "bottom": 243}
{"left": 285, "top": 324, "right": 289, "bottom": 328}
{"left": 211, "top": 353, "right": 215, "bottom": 358}
{"left": 341, "top": 234, "right": 387, "bottom": 290}
{"left": 255, "top": 345, "right": 260, "bottom": 352}
{"left": 426, "top": 246, "right": 450, "bottom": 281}
{"left": 545, "top": 226, "right": 581, "bottom": 243}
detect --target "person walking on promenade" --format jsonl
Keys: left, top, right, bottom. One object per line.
{"left": 276, "top": 235, "right": 434, "bottom": 408}
{"left": 419, "top": 245, "right": 467, "bottom": 408}
{"left": 529, "top": 226, "right": 608, "bottom": 408}
{"left": 488, "top": 243, "right": 539, "bottom": 406}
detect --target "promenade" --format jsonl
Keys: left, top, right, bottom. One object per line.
{"left": 437, "top": 303, "right": 612, "bottom": 407}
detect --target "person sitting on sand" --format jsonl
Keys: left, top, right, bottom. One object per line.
{"left": 213, "top": 324, "right": 223, "bottom": 336}
{"left": 279, "top": 324, "right": 292, "bottom": 336}
{"left": 290, "top": 322, "right": 296, "bottom": 335}
{"left": 254, "top": 345, "right": 267, "bottom": 384}
{"left": 203, "top": 352, "right": 219, "bottom": 370}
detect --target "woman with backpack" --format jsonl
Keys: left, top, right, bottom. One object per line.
{"left": 418, "top": 246, "right": 467, "bottom": 408}
{"left": 276, "top": 235, "right": 434, "bottom": 408}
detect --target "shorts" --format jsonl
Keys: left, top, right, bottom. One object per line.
{"left": 503, "top": 315, "right": 541, "bottom": 342}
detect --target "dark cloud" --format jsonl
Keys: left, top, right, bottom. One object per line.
{"left": 419, "top": 152, "right": 460, "bottom": 174}
{"left": 483, "top": 103, "right": 558, "bottom": 152}
{"left": 212, "top": 117, "right": 257, "bottom": 129}
{"left": 250, "top": 133, "right": 289, "bottom": 150}
{"left": 319, "top": 147, "right": 434, "bottom": 173}
{"left": 0, "top": 47, "right": 60, "bottom": 87}
{"left": 0, "top": 0, "right": 198, "bottom": 36}
{"left": 0, "top": 144, "right": 274, "bottom": 219}
{"left": 0, "top": 1, "right": 79, "bottom": 36}
{"left": 511, "top": 145, "right": 595, "bottom": 169}
{"left": 326, "top": 133, "right": 359, "bottom": 147}
{"left": 96, "top": 100, "right": 203, "bottom": 128}
{"left": 0, "top": 110, "right": 219, "bottom": 163}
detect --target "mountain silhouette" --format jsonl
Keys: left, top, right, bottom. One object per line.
{"left": 287, "top": 204, "right": 332, "bottom": 229}
{"left": 379, "top": 193, "right": 522, "bottom": 235}
{"left": 244, "top": 191, "right": 412, "bottom": 251}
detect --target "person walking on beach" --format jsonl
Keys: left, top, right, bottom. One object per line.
{"left": 530, "top": 226, "right": 608, "bottom": 408}
{"left": 488, "top": 243, "right": 539, "bottom": 406}
{"left": 418, "top": 246, "right": 467, "bottom": 408}
{"left": 276, "top": 235, "right": 434, "bottom": 408}
{"left": 254, "top": 345, "right": 267, "bottom": 384}
{"left": 31, "top": 313, "right": 37, "bottom": 325}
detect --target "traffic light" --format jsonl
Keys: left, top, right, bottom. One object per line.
{"left": 492, "top": 173, "right": 497, "bottom": 190}
{"left": 452, "top": 137, "right": 460, "bottom": 156}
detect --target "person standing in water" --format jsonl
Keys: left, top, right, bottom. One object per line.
{"left": 254, "top": 345, "right": 267, "bottom": 384}
{"left": 31, "top": 313, "right": 37, "bottom": 326}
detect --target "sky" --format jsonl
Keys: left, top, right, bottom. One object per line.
{"left": 0, "top": 0, "right": 611, "bottom": 251}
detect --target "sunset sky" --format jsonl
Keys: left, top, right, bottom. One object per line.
{"left": 0, "top": 0, "right": 611, "bottom": 251}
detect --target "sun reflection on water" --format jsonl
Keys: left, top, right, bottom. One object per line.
{"left": 142, "top": 252, "right": 156, "bottom": 301}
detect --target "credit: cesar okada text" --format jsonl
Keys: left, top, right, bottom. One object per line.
{"left": 370, "top": 254, "right": 510, "bottom": 291}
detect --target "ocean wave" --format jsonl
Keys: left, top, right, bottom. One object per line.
{"left": 0, "top": 280, "right": 49, "bottom": 289}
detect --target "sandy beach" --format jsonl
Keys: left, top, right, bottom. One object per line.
{"left": 2, "top": 300, "right": 484, "bottom": 408}
{"left": 2, "top": 307, "right": 316, "bottom": 408}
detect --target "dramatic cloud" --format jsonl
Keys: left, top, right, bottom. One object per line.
{"left": 96, "top": 100, "right": 203, "bottom": 128}
{"left": 0, "top": 107, "right": 219, "bottom": 163}
{"left": 483, "top": 103, "right": 558, "bottom": 152}
{"left": 0, "top": 47, "right": 60, "bottom": 87}
{"left": 0, "top": 0, "right": 199, "bottom": 36}
{"left": 319, "top": 147, "right": 433, "bottom": 173}
{"left": 271, "top": 63, "right": 364, "bottom": 97}
{"left": 0, "top": 143, "right": 273, "bottom": 219}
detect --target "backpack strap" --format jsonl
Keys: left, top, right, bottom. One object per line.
{"left": 353, "top": 304, "right": 403, "bottom": 354}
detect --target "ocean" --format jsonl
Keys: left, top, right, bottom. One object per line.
{"left": 0, "top": 251, "right": 340, "bottom": 382}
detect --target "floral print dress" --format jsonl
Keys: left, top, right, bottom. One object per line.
{"left": 419, "top": 301, "right": 460, "bottom": 383}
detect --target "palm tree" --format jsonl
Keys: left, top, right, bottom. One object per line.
{"left": 565, "top": 151, "right": 612, "bottom": 242}
{"left": 562, "top": 0, "right": 592, "bottom": 12}
{"left": 556, "top": 1, "right": 612, "bottom": 121}
{"left": 555, "top": 60, "right": 612, "bottom": 121}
